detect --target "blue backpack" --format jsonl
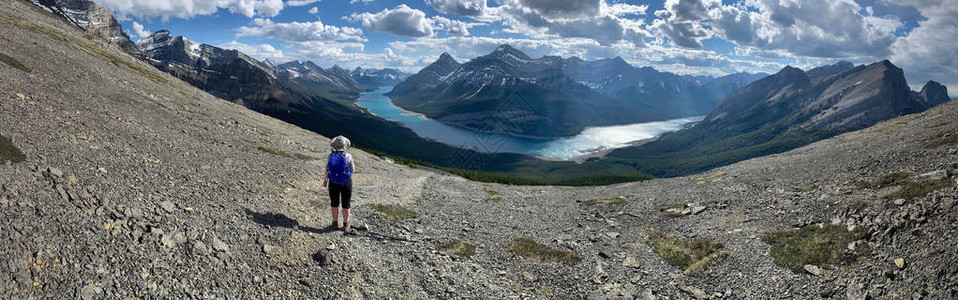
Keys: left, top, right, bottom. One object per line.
{"left": 327, "top": 151, "right": 351, "bottom": 185}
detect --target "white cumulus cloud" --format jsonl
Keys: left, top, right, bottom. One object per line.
{"left": 96, "top": 0, "right": 285, "bottom": 20}
{"left": 286, "top": 0, "right": 321, "bottom": 7}
{"left": 349, "top": 4, "right": 434, "bottom": 38}
{"left": 237, "top": 18, "right": 365, "bottom": 42}
{"left": 426, "top": 0, "right": 486, "bottom": 17}
{"left": 131, "top": 21, "right": 151, "bottom": 39}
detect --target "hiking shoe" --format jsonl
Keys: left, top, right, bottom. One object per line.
{"left": 342, "top": 223, "right": 350, "bottom": 232}
{"left": 330, "top": 221, "right": 340, "bottom": 229}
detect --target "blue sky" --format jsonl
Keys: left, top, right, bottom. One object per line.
{"left": 100, "top": 0, "right": 954, "bottom": 94}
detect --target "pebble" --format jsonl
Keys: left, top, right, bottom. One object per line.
{"left": 159, "top": 201, "right": 175, "bottom": 213}
{"left": 193, "top": 241, "right": 211, "bottom": 256}
{"left": 47, "top": 167, "right": 63, "bottom": 177}
{"left": 520, "top": 271, "right": 537, "bottom": 282}
{"left": 893, "top": 199, "right": 906, "bottom": 206}
{"left": 263, "top": 245, "right": 280, "bottom": 256}
{"left": 804, "top": 264, "right": 824, "bottom": 276}
{"left": 622, "top": 257, "right": 640, "bottom": 268}
{"left": 212, "top": 237, "right": 229, "bottom": 252}
{"left": 326, "top": 244, "right": 336, "bottom": 250}
{"left": 681, "top": 285, "right": 708, "bottom": 299}
{"left": 894, "top": 258, "right": 905, "bottom": 269}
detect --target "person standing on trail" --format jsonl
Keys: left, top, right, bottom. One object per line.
{"left": 323, "top": 135, "right": 356, "bottom": 231}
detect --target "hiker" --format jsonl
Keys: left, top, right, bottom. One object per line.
{"left": 323, "top": 135, "right": 356, "bottom": 231}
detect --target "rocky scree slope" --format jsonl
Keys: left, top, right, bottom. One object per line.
{"left": 2, "top": 0, "right": 958, "bottom": 298}
{"left": 29, "top": 0, "right": 137, "bottom": 55}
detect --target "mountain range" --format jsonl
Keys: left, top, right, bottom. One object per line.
{"left": 388, "top": 44, "right": 766, "bottom": 138}
{"left": 606, "top": 59, "right": 949, "bottom": 176}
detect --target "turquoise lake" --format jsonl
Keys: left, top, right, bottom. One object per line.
{"left": 355, "top": 86, "right": 701, "bottom": 160}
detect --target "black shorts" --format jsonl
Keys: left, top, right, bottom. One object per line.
{"left": 329, "top": 178, "right": 352, "bottom": 209}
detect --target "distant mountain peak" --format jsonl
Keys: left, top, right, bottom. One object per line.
{"left": 918, "top": 80, "right": 950, "bottom": 106}
{"left": 807, "top": 61, "right": 857, "bottom": 78}
{"left": 436, "top": 52, "right": 458, "bottom": 64}
{"left": 487, "top": 44, "right": 531, "bottom": 61}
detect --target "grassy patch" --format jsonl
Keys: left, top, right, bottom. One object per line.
{"left": 503, "top": 237, "right": 581, "bottom": 265}
{"left": 439, "top": 240, "right": 476, "bottom": 258}
{"left": 696, "top": 171, "right": 728, "bottom": 182}
{"left": 865, "top": 135, "right": 888, "bottom": 144}
{"left": 922, "top": 130, "right": 958, "bottom": 149}
{"left": 365, "top": 204, "right": 417, "bottom": 223}
{"left": 856, "top": 171, "right": 912, "bottom": 189}
{"left": 646, "top": 230, "right": 727, "bottom": 275}
{"left": 927, "top": 121, "right": 951, "bottom": 129}
{"left": 483, "top": 188, "right": 503, "bottom": 202}
{"left": 0, "top": 53, "right": 30, "bottom": 73}
{"left": 581, "top": 197, "right": 625, "bottom": 205}
{"left": 256, "top": 146, "right": 292, "bottom": 158}
{"left": 293, "top": 153, "right": 321, "bottom": 161}
{"left": 761, "top": 224, "right": 866, "bottom": 274}
{"left": 789, "top": 184, "right": 820, "bottom": 193}
{"left": 887, "top": 179, "right": 951, "bottom": 200}
{"left": 1, "top": 135, "right": 26, "bottom": 163}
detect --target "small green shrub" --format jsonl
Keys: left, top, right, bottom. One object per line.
{"left": 887, "top": 179, "right": 951, "bottom": 200}
{"left": 658, "top": 202, "right": 686, "bottom": 217}
{"left": 365, "top": 204, "right": 417, "bottom": 223}
{"left": 646, "top": 230, "right": 726, "bottom": 275}
{"left": 439, "top": 240, "right": 476, "bottom": 257}
{"left": 923, "top": 130, "right": 958, "bottom": 149}
{"left": 503, "top": 237, "right": 581, "bottom": 265}
{"left": 856, "top": 171, "right": 912, "bottom": 189}
{"left": 0, "top": 53, "right": 30, "bottom": 73}
{"left": 483, "top": 188, "right": 500, "bottom": 196}
{"left": 761, "top": 224, "right": 866, "bottom": 274}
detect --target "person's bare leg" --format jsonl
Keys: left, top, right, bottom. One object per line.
{"left": 330, "top": 207, "right": 339, "bottom": 228}
{"left": 342, "top": 209, "right": 350, "bottom": 230}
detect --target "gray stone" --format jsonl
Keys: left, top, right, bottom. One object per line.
{"left": 690, "top": 204, "right": 706, "bottom": 215}
{"left": 48, "top": 167, "right": 63, "bottom": 177}
{"left": 919, "top": 170, "right": 948, "bottom": 181}
{"left": 622, "top": 256, "right": 640, "bottom": 268}
{"left": 263, "top": 244, "right": 280, "bottom": 256}
{"left": 520, "top": 271, "right": 537, "bottom": 282}
{"left": 159, "top": 201, "right": 175, "bottom": 213}
{"left": 681, "top": 285, "right": 708, "bottom": 299}
{"left": 193, "top": 241, "right": 211, "bottom": 256}
{"left": 78, "top": 284, "right": 99, "bottom": 300}
{"left": 318, "top": 249, "right": 332, "bottom": 266}
{"left": 212, "top": 237, "right": 229, "bottom": 252}
{"left": 894, "top": 198, "right": 906, "bottom": 206}
{"left": 804, "top": 264, "right": 824, "bottom": 276}
{"left": 637, "top": 289, "right": 656, "bottom": 300}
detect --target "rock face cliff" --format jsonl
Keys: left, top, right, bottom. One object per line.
{"left": 30, "top": 0, "right": 137, "bottom": 54}
{"left": 389, "top": 44, "right": 763, "bottom": 138}
{"left": 917, "top": 80, "right": 950, "bottom": 106}
{"left": 2, "top": 0, "right": 958, "bottom": 299}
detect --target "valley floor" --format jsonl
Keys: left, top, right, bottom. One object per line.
{"left": 2, "top": 0, "right": 957, "bottom": 298}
